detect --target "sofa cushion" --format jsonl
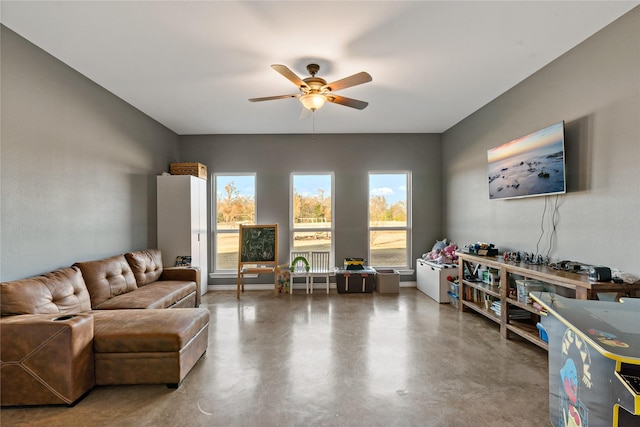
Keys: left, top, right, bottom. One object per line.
{"left": 91, "top": 281, "right": 197, "bottom": 310}
{"left": 73, "top": 255, "right": 137, "bottom": 309}
{"left": 125, "top": 249, "right": 163, "bottom": 286}
{"left": 91, "top": 308, "right": 210, "bottom": 353}
{"left": 1, "top": 267, "right": 91, "bottom": 316}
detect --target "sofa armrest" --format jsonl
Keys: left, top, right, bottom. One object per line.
{"left": 161, "top": 266, "right": 200, "bottom": 282}
{"left": 160, "top": 267, "right": 201, "bottom": 307}
{"left": 1, "top": 313, "right": 95, "bottom": 406}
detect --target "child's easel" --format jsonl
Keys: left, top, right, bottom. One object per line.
{"left": 237, "top": 224, "right": 278, "bottom": 298}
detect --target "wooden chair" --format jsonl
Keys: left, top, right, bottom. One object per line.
{"left": 290, "top": 251, "right": 310, "bottom": 294}
{"left": 309, "top": 251, "right": 332, "bottom": 294}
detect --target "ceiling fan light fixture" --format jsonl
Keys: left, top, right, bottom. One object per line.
{"left": 250, "top": 64, "right": 371, "bottom": 112}
{"left": 300, "top": 93, "right": 326, "bottom": 111}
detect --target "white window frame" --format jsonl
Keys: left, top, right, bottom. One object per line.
{"left": 212, "top": 173, "right": 256, "bottom": 275}
{"left": 290, "top": 172, "right": 335, "bottom": 264}
{"left": 368, "top": 171, "right": 412, "bottom": 269}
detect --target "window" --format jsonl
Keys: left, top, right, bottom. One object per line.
{"left": 291, "top": 173, "right": 333, "bottom": 256}
{"left": 368, "top": 172, "right": 411, "bottom": 268}
{"left": 213, "top": 174, "right": 256, "bottom": 272}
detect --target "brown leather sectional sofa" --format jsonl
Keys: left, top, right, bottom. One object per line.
{"left": 0, "top": 249, "right": 210, "bottom": 407}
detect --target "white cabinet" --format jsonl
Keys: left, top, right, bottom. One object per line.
{"left": 416, "top": 258, "right": 458, "bottom": 303}
{"left": 157, "top": 175, "right": 208, "bottom": 295}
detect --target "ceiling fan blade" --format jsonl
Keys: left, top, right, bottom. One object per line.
{"left": 322, "top": 71, "right": 372, "bottom": 92}
{"left": 249, "top": 94, "right": 299, "bottom": 102}
{"left": 326, "top": 94, "right": 369, "bottom": 110}
{"left": 271, "top": 64, "right": 309, "bottom": 89}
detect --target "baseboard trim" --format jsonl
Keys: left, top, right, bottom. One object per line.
{"left": 207, "top": 281, "right": 417, "bottom": 292}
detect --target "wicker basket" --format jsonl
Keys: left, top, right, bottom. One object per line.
{"left": 170, "top": 162, "right": 207, "bottom": 179}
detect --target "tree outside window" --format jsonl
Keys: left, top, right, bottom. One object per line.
{"left": 291, "top": 174, "right": 333, "bottom": 255}
{"left": 369, "top": 173, "right": 411, "bottom": 268}
{"left": 214, "top": 174, "right": 255, "bottom": 271}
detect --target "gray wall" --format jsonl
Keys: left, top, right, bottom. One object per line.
{"left": 0, "top": 26, "right": 179, "bottom": 280}
{"left": 179, "top": 133, "right": 443, "bottom": 284}
{"left": 442, "top": 8, "right": 640, "bottom": 275}
{"left": 3, "top": 7, "right": 638, "bottom": 283}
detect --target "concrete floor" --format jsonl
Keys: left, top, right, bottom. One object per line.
{"left": 1, "top": 288, "right": 550, "bottom": 427}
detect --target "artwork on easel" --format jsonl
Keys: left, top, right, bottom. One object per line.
{"left": 237, "top": 224, "right": 279, "bottom": 298}
{"left": 240, "top": 225, "right": 277, "bottom": 263}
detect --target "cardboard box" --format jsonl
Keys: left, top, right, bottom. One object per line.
{"left": 375, "top": 268, "right": 399, "bottom": 294}
{"left": 336, "top": 267, "right": 375, "bottom": 293}
{"left": 170, "top": 162, "right": 207, "bottom": 179}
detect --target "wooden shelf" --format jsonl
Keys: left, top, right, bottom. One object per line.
{"left": 462, "top": 279, "right": 501, "bottom": 298}
{"left": 455, "top": 252, "right": 640, "bottom": 352}
{"left": 461, "top": 299, "right": 500, "bottom": 324}
{"left": 457, "top": 252, "right": 639, "bottom": 300}
{"left": 505, "top": 297, "right": 543, "bottom": 315}
{"left": 506, "top": 321, "right": 549, "bottom": 351}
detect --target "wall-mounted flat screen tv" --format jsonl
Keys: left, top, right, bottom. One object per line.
{"left": 487, "top": 121, "right": 566, "bottom": 200}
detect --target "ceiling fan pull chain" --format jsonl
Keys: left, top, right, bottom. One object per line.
{"left": 312, "top": 112, "right": 316, "bottom": 142}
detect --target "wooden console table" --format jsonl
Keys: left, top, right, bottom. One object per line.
{"left": 455, "top": 252, "right": 640, "bottom": 350}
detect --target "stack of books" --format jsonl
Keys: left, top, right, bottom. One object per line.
{"left": 508, "top": 309, "right": 532, "bottom": 320}
{"left": 490, "top": 300, "right": 501, "bottom": 316}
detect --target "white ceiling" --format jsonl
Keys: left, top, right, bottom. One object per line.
{"left": 2, "top": 1, "right": 638, "bottom": 135}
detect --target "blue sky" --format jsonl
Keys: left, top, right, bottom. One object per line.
{"left": 369, "top": 173, "right": 407, "bottom": 205}
{"left": 216, "top": 175, "right": 255, "bottom": 199}
{"left": 215, "top": 173, "right": 407, "bottom": 204}
{"left": 293, "top": 174, "right": 332, "bottom": 198}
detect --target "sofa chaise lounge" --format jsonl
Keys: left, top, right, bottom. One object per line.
{"left": 0, "top": 249, "right": 210, "bottom": 407}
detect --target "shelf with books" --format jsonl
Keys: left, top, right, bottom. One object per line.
{"left": 505, "top": 297, "right": 543, "bottom": 315}
{"left": 459, "top": 266, "right": 502, "bottom": 330}
{"left": 461, "top": 279, "right": 501, "bottom": 299}
{"left": 506, "top": 298, "right": 542, "bottom": 341}
{"left": 461, "top": 299, "right": 500, "bottom": 324}
{"left": 453, "top": 251, "right": 636, "bottom": 351}
{"left": 505, "top": 319, "right": 549, "bottom": 351}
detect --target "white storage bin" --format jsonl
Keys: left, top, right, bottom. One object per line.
{"left": 416, "top": 259, "right": 458, "bottom": 303}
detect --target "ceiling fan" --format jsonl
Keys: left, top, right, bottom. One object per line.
{"left": 249, "top": 64, "right": 372, "bottom": 113}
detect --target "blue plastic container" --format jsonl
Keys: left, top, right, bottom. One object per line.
{"left": 447, "top": 291, "right": 459, "bottom": 308}
{"left": 536, "top": 322, "right": 548, "bottom": 343}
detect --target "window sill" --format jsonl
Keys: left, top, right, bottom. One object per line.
{"left": 370, "top": 268, "right": 414, "bottom": 275}
{"left": 210, "top": 272, "right": 258, "bottom": 279}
